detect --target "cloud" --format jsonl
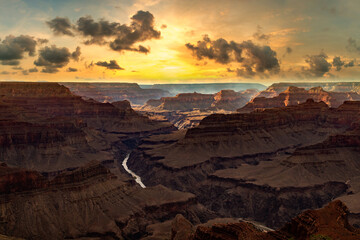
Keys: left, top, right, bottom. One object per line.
{"left": 286, "top": 47, "right": 292, "bottom": 54}
{"left": 71, "top": 46, "right": 81, "bottom": 61}
{"left": 185, "top": 35, "right": 241, "bottom": 64}
{"left": 346, "top": 38, "right": 360, "bottom": 53}
{"left": 282, "top": 47, "right": 293, "bottom": 58}
{"left": 303, "top": 51, "right": 332, "bottom": 77}
{"left": 41, "top": 67, "right": 59, "bottom": 73}
{"left": 28, "top": 67, "right": 38, "bottom": 73}
{"left": 0, "top": 71, "right": 10, "bottom": 75}
{"left": 109, "top": 11, "right": 160, "bottom": 53}
{"left": 0, "top": 35, "right": 37, "bottom": 65}
{"left": 21, "top": 67, "right": 38, "bottom": 75}
{"left": 95, "top": 60, "right": 124, "bottom": 70}
{"left": 66, "top": 67, "right": 78, "bottom": 72}
{"left": 332, "top": 56, "right": 344, "bottom": 71}
{"left": 47, "top": 10, "right": 161, "bottom": 54}
{"left": 12, "top": 66, "right": 23, "bottom": 70}
{"left": 344, "top": 60, "right": 355, "bottom": 67}
{"left": 37, "top": 38, "right": 49, "bottom": 44}
{"left": 1, "top": 60, "right": 20, "bottom": 65}
{"left": 34, "top": 45, "right": 80, "bottom": 73}
{"left": 46, "top": 17, "right": 75, "bottom": 36}
{"left": 253, "top": 25, "right": 270, "bottom": 41}
{"left": 186, "top": 35, "right": 280, "bottom": 77}
{"left": 76, "top": 16, "right": 120, "bottom": 44}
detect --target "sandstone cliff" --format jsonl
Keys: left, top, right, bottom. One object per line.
{"left": 239, "top": 86, "right": 360, "bottom": 112}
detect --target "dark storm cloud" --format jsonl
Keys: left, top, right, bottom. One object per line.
{"left": 47, "top": 11, "right": 161, "bottom": 54}
{"left": 34, "top": 45, "right": 80, "bottom": 73}
{"left": 95, "top": 60, "right": 124, "bottom": 70}
{"left": 304, "top": 52, "right": 332, "bottom": 77}
{"left": 0, "top": 35, "right": 37, "bottom": 65}
{"left": 238, "top": 40, "right": 279, "bottom": 75}
{"left": 66, "top": 67, "right": 78, "bottom": 72}
{"left": 346, "top": 38, "right": 360, "bottom": 53}
{"left": 108, "top": 11, "right": 160, "bottom": 53}
{"left": 332, "top": 56, "right": 344, "bottom": 71}
{"left": 186, "top": 35, "right": 279, "bottom": 77}
{"left": 1, "top": 60, "right": 20, "bottom": 65}
{"left": 46, "top": 17, "right": 75, "bottom": 36}
{"left": 185, "top": 35, "right": 242, "bottom": 64}
{"left": 76, "top": 16, "right": 121, "bottom": 44}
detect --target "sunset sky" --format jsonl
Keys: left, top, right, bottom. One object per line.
{"left": 1, "top": 0, "right": 360, "bottom": 84}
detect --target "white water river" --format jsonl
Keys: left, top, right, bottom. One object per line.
{"left": 121, "top": 153, "right": 146, "bottom": 188}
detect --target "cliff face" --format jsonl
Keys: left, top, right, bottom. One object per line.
{"left": 138, "top": 89, "right": 259, "bottom": 129}
{"left": 0, "top": 162, "right": 212, "bottom": 240}
{"left": 63, "top": 82, "right": 170, "bottom": 105}
{"left": 239, "top": 86, "right": 360, "bottom": 112}
{"left": 128, "top": 100, "right": 360, "bottom": 228}
{"left": 171, "top": 201, "right": 360, "bottom": 240}
{"left": 256, "top": 82, "right": 360, "bottom": 99}
{"left": 157, "top": 92, "right": 215, "bottom": 111}
{"left": 0, "top": 82, "right": 174, "bottom": 172}
{"left": 143, "top": 89, "right": 258, "bottom": 112}
{"left": 211, "top": 89, "right": 258, "bottom": 111}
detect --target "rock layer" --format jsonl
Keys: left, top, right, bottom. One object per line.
{"left": 129, "top": 100, "right": 360, "bottom": 228}
{"left": 239, "top": 86, "right": 360, "bottom": 112}
{"left": 171, "top": 201, "right": 360, "bottom": 240}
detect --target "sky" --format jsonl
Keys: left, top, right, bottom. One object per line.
{"left": 1, "top": 0, "right": 360, "bottom": 84}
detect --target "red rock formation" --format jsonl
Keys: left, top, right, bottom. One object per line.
{"left": 0, "top": 163, "right": 47, "bottom": 193}
{"left": 211, "top": 89, "right": 258, "bottom": 111}
{"left": 171, "top": 201, "right": 360, "bottom": 240}
{"left": 239, "top": 86, "right": 360, "bottom": 112}
{"left": 143, "top": 89, "right": 258, "bottom": 112}
{"left": 255, "top": 82, "right": 360, "bottom": 99}
{"left": 280, "top": 200, "right": 360, "bottom": 240}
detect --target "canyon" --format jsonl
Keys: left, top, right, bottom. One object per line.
{"left": 137, "top": 89, "right": 259, "bottom": 129}
{"left": 127, "top": 99, "right": 360, "bottom": 230}
{"left": 1, "top": 82, "right": 360, "bottom": 239}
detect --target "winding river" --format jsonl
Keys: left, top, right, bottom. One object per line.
{"left": 122, "top": 153, "right": 146, "bottom": 188}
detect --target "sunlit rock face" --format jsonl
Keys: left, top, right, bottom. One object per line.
{"left": 239, "top": 86, "right": 360, "bottom": 113}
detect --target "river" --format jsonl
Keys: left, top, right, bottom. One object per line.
{"left": 121, "top": 153, "right": 146, "bottom": 188}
